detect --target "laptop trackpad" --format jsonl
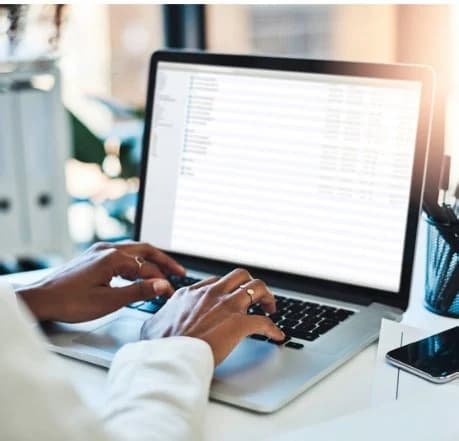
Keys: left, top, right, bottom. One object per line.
{"left": 73, "top": 317, "right": 144, "bottom": 355}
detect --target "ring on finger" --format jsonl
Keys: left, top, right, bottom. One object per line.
{"left": 134, "top": 255, "right": 145, "bottom": 271}
{"left": 240, "top": 284, "right": 255, "bottom": 306}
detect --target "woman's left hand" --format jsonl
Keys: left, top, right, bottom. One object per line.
{"left": 15, "top": 241, "right": 185, "bottom": 323}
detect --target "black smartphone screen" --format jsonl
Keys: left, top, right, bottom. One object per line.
{"left": 387, "top": 326, "right": 459, "bottom": 378}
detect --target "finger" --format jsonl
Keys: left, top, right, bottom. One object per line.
{"left": 212, "top": 268, "right": 253, "bottom": 294}
{"left": 137, "top": 262, "right": 166, "bottom": 280}
{"left": 232, "top": 279, "right": 276, "bottom": 314}
{"left": 104, "top": 249, "right": 173, "bottom": 293}
{"left": 242, "top": 315, "right": 285, "bottom": 340}
{"left": 99, "top": 278, "right": 173, "bottom": 307}
{"left": 116, "top": 255, "right": 166, "bottom": 281}
{"left": 144, "top": 278, "right": 175, "bottom": 297}
{"left": 190, "top": 276, "right": 219, "bottom": 289}
{"left": 112, "top": 242, "right": 185, "bottom": 276}
{"left": 201, "top": 314, "right": 285, "bottom": 365}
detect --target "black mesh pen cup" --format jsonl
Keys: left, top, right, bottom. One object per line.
{"left": 425, "top": 217, "right": 459, "bottom": 317}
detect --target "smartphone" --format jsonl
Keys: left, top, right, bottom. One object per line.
{"left": 386, "top": 326, "right": 459, "bottom": 384}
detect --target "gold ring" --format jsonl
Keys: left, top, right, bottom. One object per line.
{"left": 241, "top": 285, "right": 255, "bottom": 306}
{"left": 134, "top": 255, "right": 145, "bottom": 270}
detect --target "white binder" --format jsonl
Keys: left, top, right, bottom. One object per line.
{"left": 0, "top": 60, "right": 72, "bottom": 259}
{"left": 0, "top": 89, "right": 26, "bottom": 255}
{"left": 15, "top": 69, "right": 71, "bottom": 255}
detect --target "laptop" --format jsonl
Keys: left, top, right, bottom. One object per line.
{"left": 44, "top": 50, "right": 434, "bottom": 413}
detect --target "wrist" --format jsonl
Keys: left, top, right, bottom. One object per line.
{"left": 15, "top": 285, "right": 51, "bottom": 321}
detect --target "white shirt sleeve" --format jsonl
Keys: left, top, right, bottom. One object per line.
{"left": 104, "top": 337, "right": 214, "bottom": 441}
{"left": 0, "top": 281, "right": 214, "bottom": 441}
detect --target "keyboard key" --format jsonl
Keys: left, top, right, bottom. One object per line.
{"left": 321, "top": 311, "right": 339, "bottom": 320}
{"left": 284, "top": 311, "right": 304, "bottom": 320}
{"left": 167, "top": 275, "right": 202, "bottom": 290}
{"left": 301, "top": 317, "right": 320, "bottom": 327}
{"left": 126, "top": 301, "right": 144, "bottom": 309}
{"left": 316, "top": 325, "right": 332, "bottom": 335}
{"left": 282, "top": 326, "right": 312, "bottom": 340}
{"left": 275, "top": 298, "right": 288, "bottom": 307}
{"left": 289, "top": 304, "right": 307, "bottom": 313}
{"left": 303, "top": 331, "right": 320, "bottom": 341}
{"left": 282, "top": 324, "right": 319, "bottom": 340}
{"left": 250, "top": 334, "right": 268, "bottom": 341}
{"left": 314, "top": 306, "right": 328, "bottom": 316}
{"left": 275, "top": 305, "right": 288, "bottom": 313}
{"left": 278, "top": 318, "right": 299, "bottom": 328}
{"left": 152, "top": 296, "right": 167, "bottom": 306}
{"left": 248, "top": 304, "right": 266, "bottom": 316}
{"left": 336, "top": 309, "right": 354, "bottom": 321}
{"left": 138, "top": 302, "right": 162, "bottom": 314}
{"left": 297, "top": 323, "right": 317, "bottom": 333}
{"left": 285, "top": 341, "right": 304, "bottom": 349}
{"left": 321, "top": 319, "right": 339, "bottom": 327}
{"left": 268, "top": 312, "right": 283, "bottom": 322}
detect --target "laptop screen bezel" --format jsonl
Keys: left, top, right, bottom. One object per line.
{"left": 135, "top": 50, "right": 434, "bottom": 312}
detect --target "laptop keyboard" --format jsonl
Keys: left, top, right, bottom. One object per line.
{"left": 167, "top": 274, "right": 202, "bottom": 289}
{"left": 127, "top": 276, "right": 355, "bottom": 349}
{"left": 128, "top": 275, "right": 202, "bottom": 314}
{"left": 248, "top": 295, "right": 354, "bottom": 345}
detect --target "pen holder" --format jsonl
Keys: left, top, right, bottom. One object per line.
{"left": 425, "top": 217, "right": 459, "bottom": 317}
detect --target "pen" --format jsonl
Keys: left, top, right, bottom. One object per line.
{"left": 423, "top": 199, "right": 448, "bottom": 225}
{"left": 439, "top": 155, "right": 451, "bottom": 205}
{"left": 443, "top": 204, "right": 458, "bottom": 226}
{"left": 454, "top": 183, "right": 459, "bottom": 214}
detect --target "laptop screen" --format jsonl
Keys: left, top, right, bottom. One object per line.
{"left": 140, "top": 60, "right": 422, "bottom": 293}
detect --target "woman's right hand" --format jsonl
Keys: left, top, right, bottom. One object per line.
{"left": 140, "top": 268, "right": 285, "bottom": 366}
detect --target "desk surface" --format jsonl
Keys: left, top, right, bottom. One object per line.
{"left": 4, "top": 219, "right": 458, "bottom": 440}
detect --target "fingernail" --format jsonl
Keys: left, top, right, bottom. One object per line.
{"left": 179, "top": 265, "right": 186, "bottom": 273}
{"left": 153, "top": 279, "right": 170, "bottom": 293}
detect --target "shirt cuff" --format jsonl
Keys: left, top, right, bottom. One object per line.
{"left": 112, "top": 336, "right": 214, "bottom": 371}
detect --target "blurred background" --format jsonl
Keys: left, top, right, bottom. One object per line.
{"left": 0, "top": 3, "right": 456, "bottom": 272}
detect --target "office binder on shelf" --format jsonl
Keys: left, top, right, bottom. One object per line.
{"left": 0, "top": 60, "right": 72, "bottom": 259}
{"left": 0, "top": 90, "right": 26, "bottom": 256}
{"left": 15, "top": 68, "right": 71, "bottom": 256}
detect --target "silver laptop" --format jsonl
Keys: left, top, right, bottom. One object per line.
{"left": 44, "top": 51, "right": 434, "bottom": 413}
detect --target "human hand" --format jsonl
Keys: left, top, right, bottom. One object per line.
{"left": 15, "top": 241, "right": 185, "bottom": 323}
{"left": 140, "top": 268, "right": 285, "bottom": 365}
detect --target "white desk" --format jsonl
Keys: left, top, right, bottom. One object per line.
{"left": 4, "top": 219, "right": 458, "bottom": 440}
